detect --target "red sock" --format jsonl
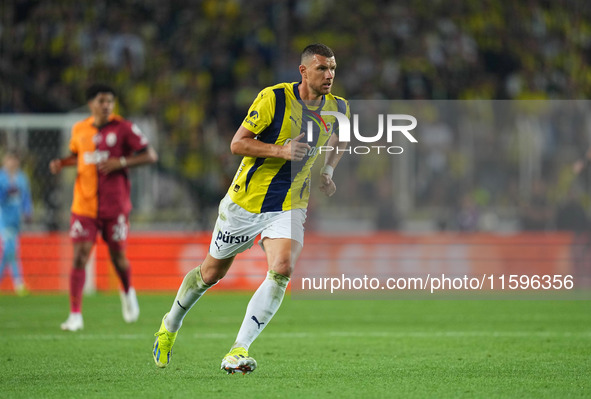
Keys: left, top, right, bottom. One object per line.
{"left": 115, "top": 266, "right": 131, "bottom": 294}
{"left": 70, "top": 268, "right": 86, "bottom": 313}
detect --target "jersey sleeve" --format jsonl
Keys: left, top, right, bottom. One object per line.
{"left": 344, "top": 99, "right": 351, "bottom": 119}
{"left": 68, "top": 126, "right": 78, "bottom": 154}
{"left": 334, "top": 96, "right": 351, "bottom": 136}
{"left": 124, "top": 121, "right": 150, "bottom": 153}
{"left": 241, "top": 88, "right": 276, "bottom": 135}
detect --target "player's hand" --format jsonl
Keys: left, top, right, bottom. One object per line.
{"left": 573, "top": 160, "right": 585, "bottom": 175}
{"left": 49, "top": 159, "right": 62, "bottom": 174}
{"left": 284, "top": 133, "right": 311, "bottom": 161}
{"left": 319, "top": 172, "right": 336, "bottom": 197}
{"left": 98, "top": 157, "right": 124, "bottom": 174}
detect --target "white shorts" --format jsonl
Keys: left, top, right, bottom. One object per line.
{"left": 209, "top": 194, "right": 307, "bottom": 259}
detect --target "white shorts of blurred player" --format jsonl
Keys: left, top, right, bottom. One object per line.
{"left": 208, "top": 194, "right": 307, "bottom": 259}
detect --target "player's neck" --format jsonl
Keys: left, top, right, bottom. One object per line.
{"left": 298, "top": 83, "right": 323, "bottom": 104}
{"left": 3, "top": 168, "right": 17, "bottom": 179}
{"left": 92, "top": 115, "right": 110, "bottom": 128}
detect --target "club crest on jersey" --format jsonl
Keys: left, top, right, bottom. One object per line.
{"left": 106, "top": 132, "right": 117, "bottom": 147}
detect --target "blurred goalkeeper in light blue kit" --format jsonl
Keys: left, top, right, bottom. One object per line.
{"left": 153, "top": 43, "right": 350, "bottom": 374}
{"left": 0, "top": 151, "right": 33, "bottom": 295}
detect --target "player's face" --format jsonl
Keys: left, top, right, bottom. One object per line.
{"left": 88, "top": 92, "right": 115, "bottom": 125}
{"left": 302, "top": 55, "right": 336, "bottom": 98}
{"left": 2, "top": 154, "right": 18, "bottom": 173}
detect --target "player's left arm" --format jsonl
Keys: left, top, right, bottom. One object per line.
{"left": 319, "top": 99, "right": 350, "bottom": 197}
{"left": 318, "top": 133, "right": 347, "bottom": 197}
{"left": 20, "top": 173, "right": 33, "bottom": 222}
{"left": 98, "top": 122, "right": 158, "bottom": 174}
{"left": 98, "top": 145, "right": 158, "bottom": 174}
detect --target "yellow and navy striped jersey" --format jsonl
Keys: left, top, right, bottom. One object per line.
{"left": 228, "top": 82, "right": 350, "bottom": 213}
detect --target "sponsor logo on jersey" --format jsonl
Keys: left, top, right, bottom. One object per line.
{"left": 215, "top": 230, "right": 250, "bottom": 246}
{"left": 83, "top": 150, "right": 109, "bottom": 165}
{"left": 244, "top": 110, "right": 260, "bottom": 128}
{"left": 244, "top": 118, "right": 258, "bottom": 129}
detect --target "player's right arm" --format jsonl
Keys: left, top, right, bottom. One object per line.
{"left": 50, "top": 122, "right": 81, "bottom": 174}
{"left": 49, "top": 153, "right": 77, "bottom": 174}
{"left": 231, "top": 128, "right": 310, "bottom": 161}
{"left": 231, "top": 86, "right": 311, "bottom": 161}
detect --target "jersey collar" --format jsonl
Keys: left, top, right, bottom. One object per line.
{"left": 91, "top": 114, "right": 117, "bottom": 129}
{"left": 293, "top": 82, "right": 326, "bottom": 111}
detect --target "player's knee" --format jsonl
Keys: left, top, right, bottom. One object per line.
{"left": 200, "top": 255, "right": 234, "bottom": 285}
{"left": 270, "top": 258, "right": 293, "bottom": 278}
{"left": 73, "top": 255, "right": 88, "bottom": 269}
{"left": 200, "top": 269, "right": 224, "bottom": 285}
{"left": 109, "top": 250, "right": 129, "bottom": 270}
{"left": 199, "top": 263, "right": 227, "bottom": 285}
{"left": 2, "top": 240, "right": 16, "bottom": 257}
{"left": 73, "top": 245, "right": 93, "bottom": 269}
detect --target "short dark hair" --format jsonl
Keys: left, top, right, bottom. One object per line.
{"left": 86, "top": 83, "right": 116, "bottom": 101}
{"left": 301, "top": 43, "right": 334, "bottom": 63}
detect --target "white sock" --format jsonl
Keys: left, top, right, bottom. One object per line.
{"left": 165, "top": 266, "right": 213, "bottom": 332}
{"left": 232, "top": 271, "right": 290, "bottom": 351}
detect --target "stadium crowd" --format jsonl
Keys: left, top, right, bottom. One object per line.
{"left": 2, "top": 0, "right": 591, "bottom": 231}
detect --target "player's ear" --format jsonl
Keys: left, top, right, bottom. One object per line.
{"left": 299, "top": 64, "right": 307, "bottom": 78}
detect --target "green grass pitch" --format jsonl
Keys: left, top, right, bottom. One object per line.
{"left": 1, "top": 292, "right": 590, "bottom": 398}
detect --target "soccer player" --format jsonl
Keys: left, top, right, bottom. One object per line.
{"left": 0, "top": 151, "right": 33, "bottom": 296}
{"left": 152, "top": 43, "right": 350, "bottom": 374}
{"left": 49, "top": 84, "right": 158, "bottom": 331}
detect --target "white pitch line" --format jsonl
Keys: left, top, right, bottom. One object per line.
{"left": 19, "top": 330, "right": 591, "bottom": 340}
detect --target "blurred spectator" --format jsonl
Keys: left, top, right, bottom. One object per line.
{"left": 520, "top": 180, "right": 553, "bottom": 230}
{"left": 555, "top": 190, "right": 588, "bottom": 232}
{"left": 2, "top": 1, "right": 591, "bottom": 229}
{"left": 375, "top": 181, "right": 401, "bottom": 231}
{"left": 555, "top": 189, "right": 591, "bottom": 285}
{"left": 0, "top": 151, "right": 33, "bottom": 295}
{"left": 455, "top": 192, "right": 480, "bottom": 232}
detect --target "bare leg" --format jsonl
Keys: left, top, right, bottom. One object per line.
{"left": 109, "top": 247, "right": 131, "bottom": 293}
